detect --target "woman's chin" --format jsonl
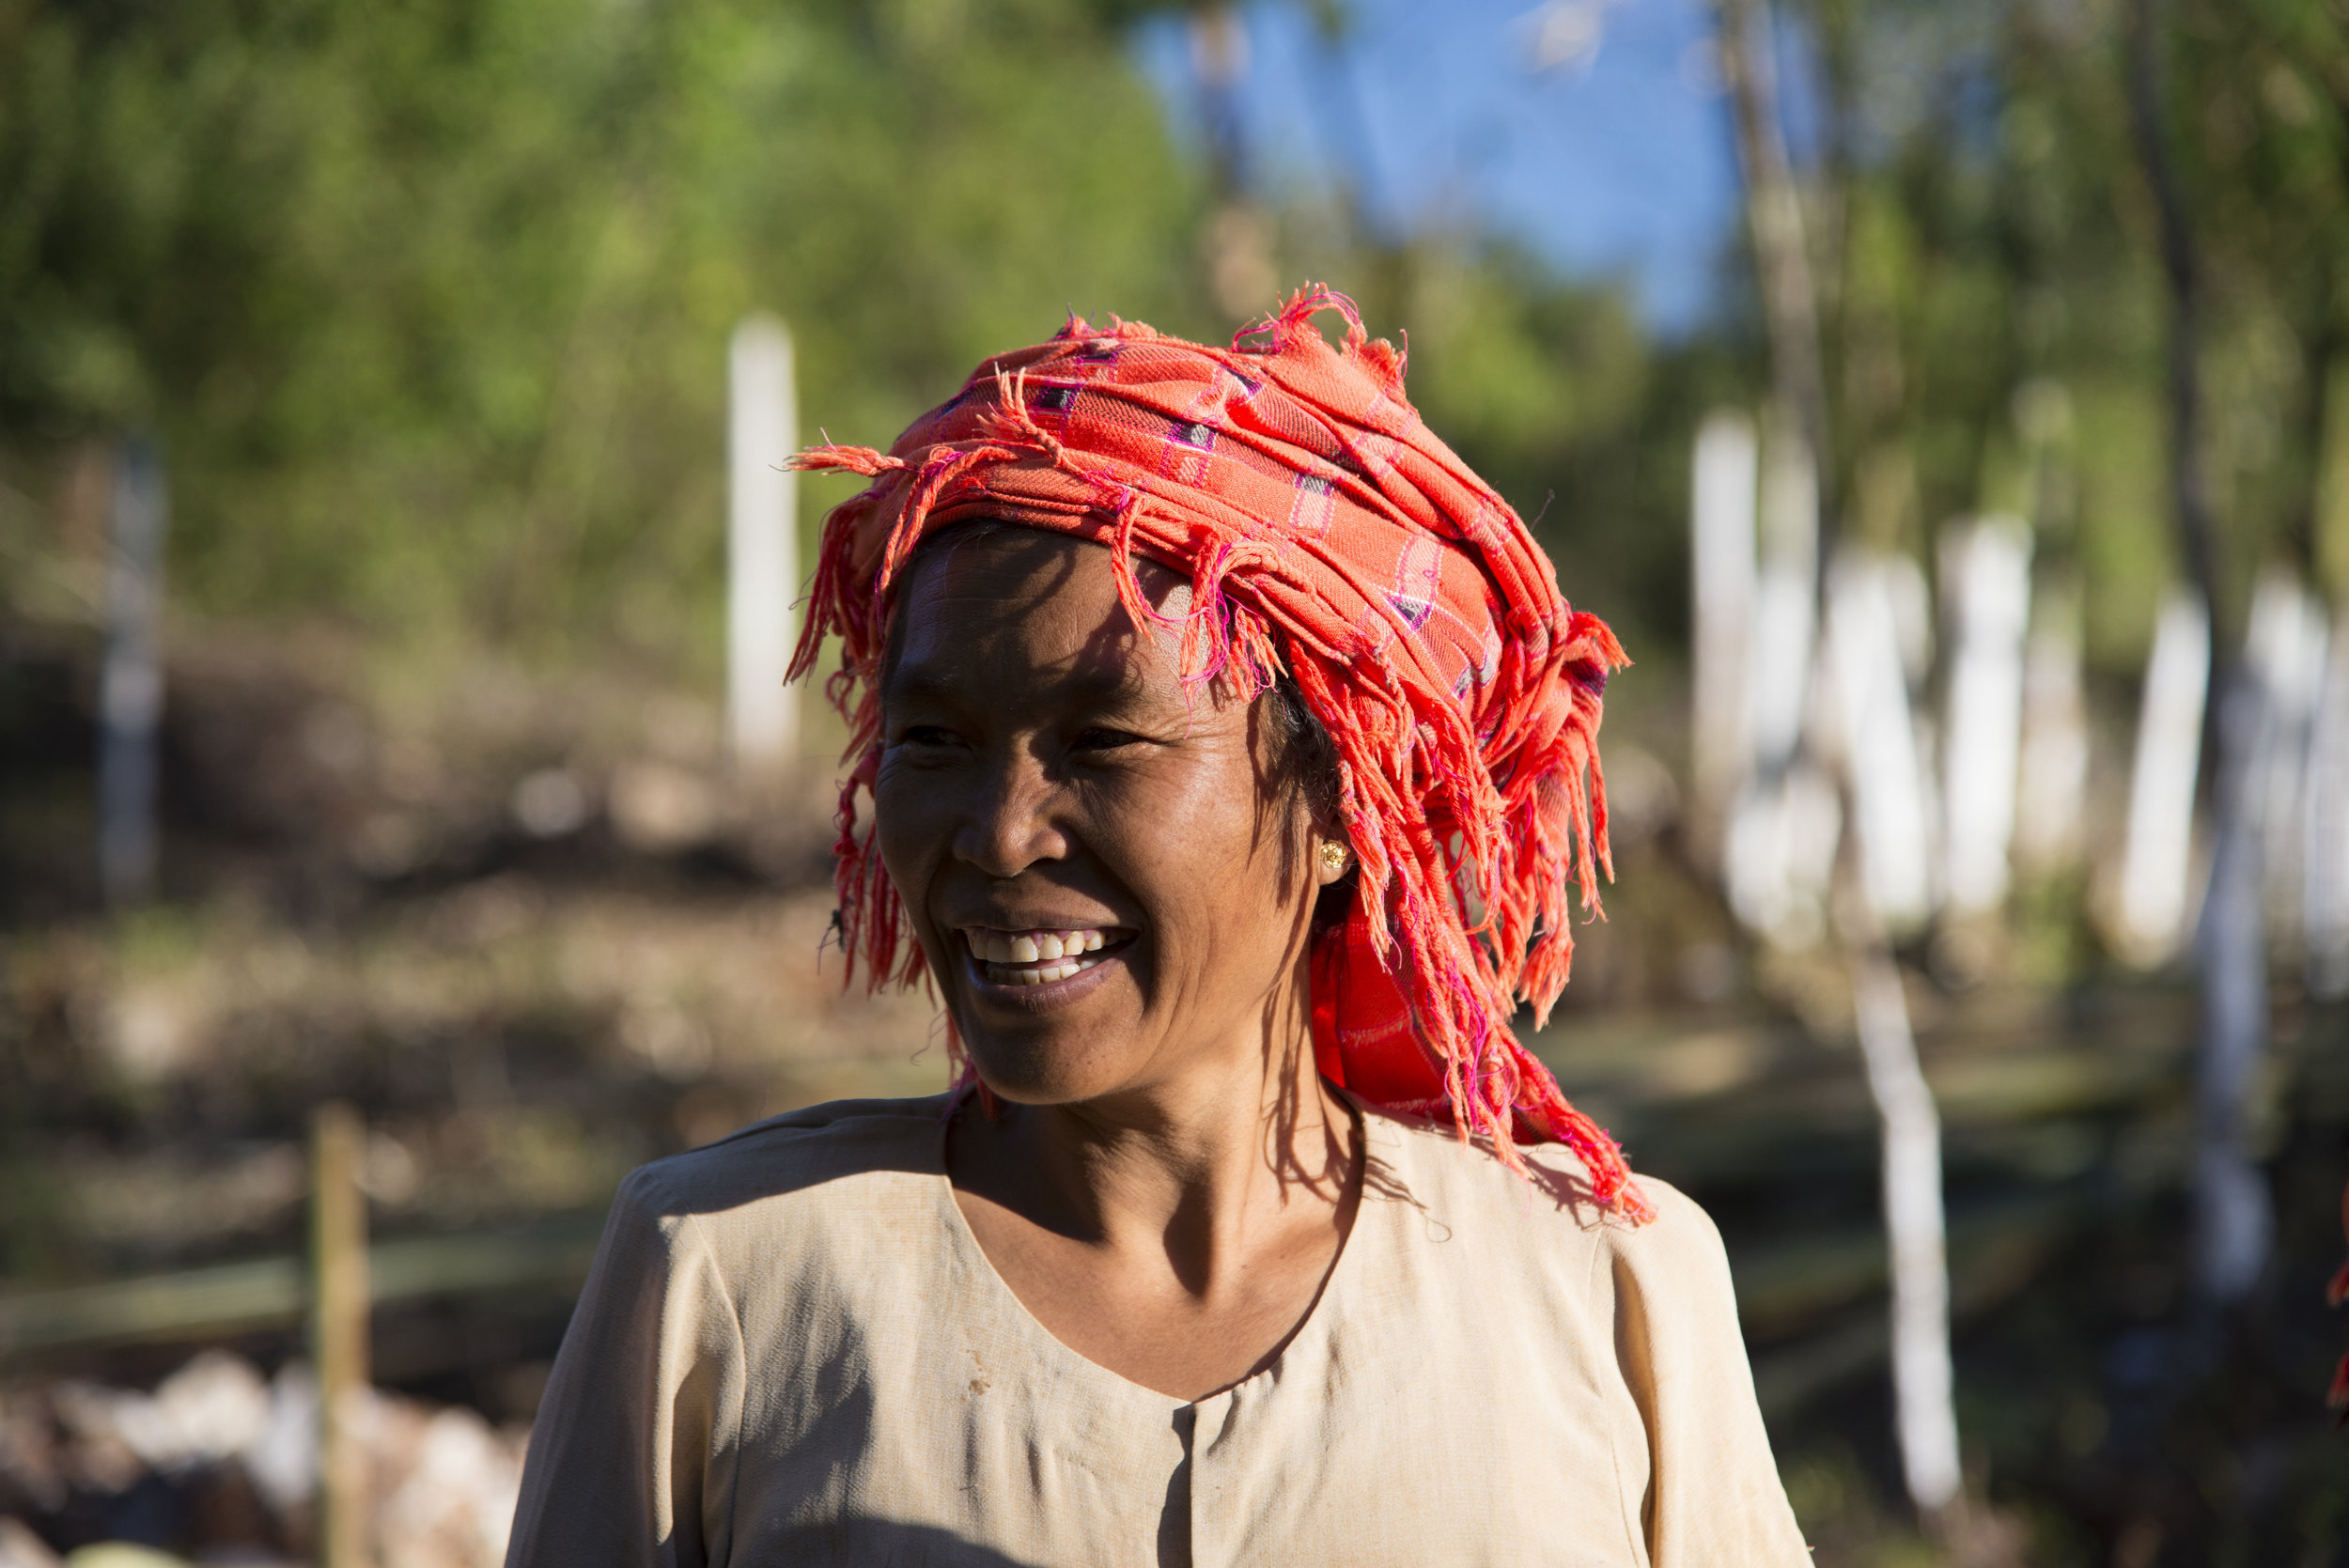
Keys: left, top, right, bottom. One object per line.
{"left": 956, "top": 1032, "right": 1150, "bottom": 1109}
{"left": 945, "top": 944, "right": 1143, "bottom": 1101}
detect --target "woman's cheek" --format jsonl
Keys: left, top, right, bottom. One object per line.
{"left": 871, "top": 762, "right": 947, "bottom": 932}
{"left": 1111, "top": 756, "right": 1289, "bottom": 944}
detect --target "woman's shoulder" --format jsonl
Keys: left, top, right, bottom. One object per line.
{"left": 609, "top": 1092, "right": 955, "bottom": 1239}
{"left": 1359, "top": 1098, "right": 1729, "bottom": 1284}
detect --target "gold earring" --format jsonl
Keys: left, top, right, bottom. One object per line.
{"left": 1318, "top": 841, "right": 1348, "bottom": 876}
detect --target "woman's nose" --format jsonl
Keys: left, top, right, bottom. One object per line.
{"left": 952, "top": 751, "right": 1070, "bottom": 877}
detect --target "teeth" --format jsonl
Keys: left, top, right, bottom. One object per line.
{"left": 986, "top": 955, "right": 1097, "bottom": 986}
{"left": 961, "top": 926, "right": 1120, "bottom": 984}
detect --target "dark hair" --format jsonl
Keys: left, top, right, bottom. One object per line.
{"left": 1264, "top": 674, "right": 1355, "bottom": 934}
{"left": 1263, "top": 674, "right": 1342, "bottom": 830}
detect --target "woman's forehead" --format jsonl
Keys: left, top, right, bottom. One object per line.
{"left": 906, "top": 526, "right": 1183, "bottom": 604}
{"left": 885, "top": 531, "right": 1192, "bottom": 699}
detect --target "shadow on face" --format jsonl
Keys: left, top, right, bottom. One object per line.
{"left": 872, "top": 525, "right": 1326, "bottom": 1106}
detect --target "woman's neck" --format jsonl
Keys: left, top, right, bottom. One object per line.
{"left": 943, "top": 963, "right": 1365, "bottom": 1400}
{"left": 949, "top": 996, "right": 1356, "bottom": 1300}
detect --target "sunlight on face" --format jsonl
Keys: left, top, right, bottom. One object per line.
{"left": 874, "top": 528, "right": 1321, "bottom": 1105}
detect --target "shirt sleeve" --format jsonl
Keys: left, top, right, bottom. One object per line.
{"left": 1609, "top": 1178, "right": 1812, "bottom": 1567}
{"left": 505, "top": 1166, "right": 747, "bottom": 1568}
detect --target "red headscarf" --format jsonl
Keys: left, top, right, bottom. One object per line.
{"left": 789, "top": 286, "right": 1643, "bottom": 1215}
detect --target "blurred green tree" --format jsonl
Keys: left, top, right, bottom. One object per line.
{"left": 0, "top": 0, "right": 1224, "bottom": 671}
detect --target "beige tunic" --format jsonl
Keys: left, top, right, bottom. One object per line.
{"left": 506, "top": 1094, "right": 1810, "bottom": 1567}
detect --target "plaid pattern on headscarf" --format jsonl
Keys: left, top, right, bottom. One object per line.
{"left": 789, "top": 286, "right": 1642, "bottom": 1214}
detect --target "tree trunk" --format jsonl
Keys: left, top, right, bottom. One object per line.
{"left": 2125, "top": 0, "right": 2272, "bottom": 1308}
{"left": 1713, "top": 0, "right": 1833, "bottom": 521}
{"left": 1716, "top": 0, "right": 1963, "bottom": 1522}
{"left": 312, "top": 1101, "right": 373, "bottom": 1568}
{"left": 2194, "top": 668, "right": 2274, "bottom": 1302}
{"left": 98, "top": 435, "right": 167, "bottom": 908}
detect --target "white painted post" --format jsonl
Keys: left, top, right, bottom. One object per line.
{"left": 1938, "top": 516, "right": 2033, "bottom": 914}
{"left": 1828, "top": 548, "right": 1962, "bottom": 1521}
{"left": 2015, "top": 582, "right": 2090, "bottom": 877}
{"left": 1850, "top": 949, "right": 1962, "bottom": 1514}
{"left": 1828, "top": 552, "right": 1935, "bottom": 935}
{"left": 2193, "top": 652, "right": 2277, "bottom": 1306}
{"left": 1748, "top": 416, "right": 1818, "bottom": 777}
{"left": 1691, "top": 411, "right": 1759, "bottom": 855}
{"left": 1724, "top": 416, "right": 1828, "bottom": 946}
{"left": 2244, "top": 571, "right": 2328, "bottom": 944}
{"left": 99, "top": 435, "right": 168, "bottom": 908}
{"left": 1723, "top": 756, "right": 1843, "bottom": 947}
{"left": 2115, "top": 591, "right": 2211, "bottom": 964}
{"left": 728, "top": 316, "right": 800, "bottom": 768}
{"left": 2305, "top": 622, "right": 2349, "bottom": 997}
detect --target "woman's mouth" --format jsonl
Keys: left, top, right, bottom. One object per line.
{"left": 959, "top": 926, "right": 1130, "bottom": 987}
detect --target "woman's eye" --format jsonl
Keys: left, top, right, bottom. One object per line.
{"left": 1072, "top": 726, "right": 1144, "bottom": 752}
{"left": 897, "top": 724, "right": 960, "bottom": 748}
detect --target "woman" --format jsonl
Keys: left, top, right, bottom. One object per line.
{"left": 506, "top": 288, "right": 1810, "bottom": 1566}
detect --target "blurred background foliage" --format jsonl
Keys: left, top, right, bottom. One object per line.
{"left": 0, "top": 0, "right": 1750, "bottom": 697}
{"left": 6, "top": 0, "right": 2347, "bottom": 699}
{"left": 0, "top": 0, "right": 1221, "bottom": 668}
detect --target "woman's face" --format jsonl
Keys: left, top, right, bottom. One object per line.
{"left": 875, "top": 528, "right": 1334, "bottom": 1107}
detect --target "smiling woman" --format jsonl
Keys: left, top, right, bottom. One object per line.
{"left": 504, "top": 288, "right": 1810, "bottom": 1567}
{"left": 879, "top": 530, "right": 1363, "bottom": 1404}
